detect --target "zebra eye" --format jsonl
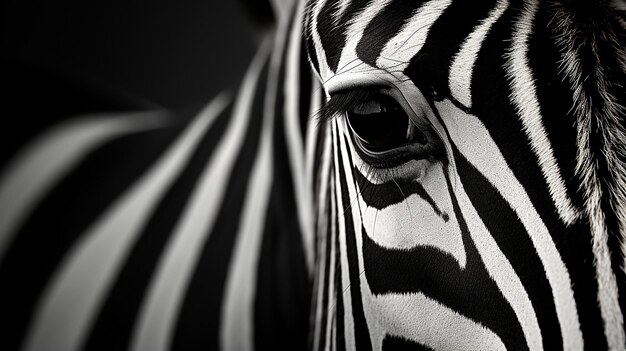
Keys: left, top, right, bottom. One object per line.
{"left": 346, "top": 93, "right": 427, "bottom": 154}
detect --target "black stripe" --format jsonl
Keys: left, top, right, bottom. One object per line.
{"left": 82, "top": 101, "right": 233, "bottom": 351}
{"left": 529, "top": 6, "right": 610, "bottom": 348}
{"left": 1, "top": 61, "right": 156, "bottom": 169}
{"left": 313, "top": 127, "right": 332, "bottom": 287}
{"left": 361, "top": 162, "right": 527, "bottom": 349}
{"left": 336, "top": 129, "right": 373, "bottom": 351}
{"left": 306, "top": 33, "right": 321, "bottom": 75}
{"left": 253, "top": 173, "right": 312, "bottom": 350}
{"left": 425, "top": 33, "right": 564, "bottom": 346}
{"left": 356, "top": 0, "right": 427, "bottom": 67}
{"left": 530, "top": 2, "right": 584, "bottom": 211}
{"left": 313, "top": 122, "right": 330, "bottom": 265}
{"left": 556, "top": 2, "right": 626, "bottom": 326}
{"left": 471, "top": 5, "right": 605, "bottom": 349}
{"left": 557, "top": 223, "right": 609, "bottom": 351}
{"left": 330, "top": 308, "right": 337, "bottom": 351}
{"left": 334, "top": 216, "right": 346, "bottom": 351}
{"left": 403, "top": 0, "right": 496, "bottom": 98}
{"left": 309, "top": 173, "right": 333, "bottom": 351}
{"left": 316, "top": 0, "right": 374, "bottom": 73}
{"left": 353, "top": 168, "right": 449, "bottom": 222}
{"left": 0, "top": 109, "right": 193, "bottom": 351}
{"left": 304, "top": 1, "right": 321, "bottom": 75}
{"left": 169, "top": 63, "right": 270, "bottom": 350}
{"left": 451, "top": 143, "right": 561, "bottom": 350}
{"left": 254, "top": 12, "right": 312, "bottom": 349}
{"left": 312, "top": 97, "right": 329, "bottom": 213}
{"left": 299, "top": 35, "right": 314, "bottom": 139}
{"left": 316, "top": 0, "right": 343, "bottom": 72}
{"left": 317, "top": 183, "right": 334, "bottom": 351}
{"left": 382, "top": 335, "right": 433, "bottom": 351}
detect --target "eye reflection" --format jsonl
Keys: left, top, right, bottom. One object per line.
{"left": 345, "top": 93, "right": 427, "bottom": 154}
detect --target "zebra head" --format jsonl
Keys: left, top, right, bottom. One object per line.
{"left": 305, "top": 0, "right": 626, "bottom": 350}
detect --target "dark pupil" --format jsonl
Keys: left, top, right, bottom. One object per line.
{"left": 346, "top": 96, "right": 410, "bottom": 152}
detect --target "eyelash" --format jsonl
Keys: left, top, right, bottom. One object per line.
{"left": 318, "top": 86, "right": 444, "bottom": 182}
{"left": 315, "top": 88, "right": 385, "bottom": 124}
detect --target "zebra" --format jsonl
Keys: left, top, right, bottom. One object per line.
{"left": 0, "top": 1, "right": 312, "bottom": 349}
{"left": 305, "top": 0, "right": 626, "bottom": 350}
{"left": 0, "top": 0, "right": 625, "bottom": 351}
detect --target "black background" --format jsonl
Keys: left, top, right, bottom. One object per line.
{"left": 2, "top": 0, "right": 259, "bottom": 108}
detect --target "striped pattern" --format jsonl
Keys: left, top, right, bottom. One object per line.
{"left": 2, "top": 0, "right": 625, "bottom": 350}
{"left": 0, "top": 1, "right": 315, "bottom": 349}
{"left": 306, "top": 0, "right": 626, "bottom": 350}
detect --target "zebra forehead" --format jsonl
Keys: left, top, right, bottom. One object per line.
{"left": 304, "top": 0, "right": 626, "bottom": 61}
{"left": 305, "top": 0, "right": 626, "bottom": 280}
{"left": 304, "top": 0, "right": 626, "bottom": 194}
{"left": 304, "top": 0, "right": 626, "bottom": 193}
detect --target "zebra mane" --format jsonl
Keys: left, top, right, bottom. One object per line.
{"left": 547, "top": 2, "right": 626, "bottom": 346}
{"left": 547, "top": 0, "right": 626, "bottom": 272}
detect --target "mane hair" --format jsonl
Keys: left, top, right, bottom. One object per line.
{"left": 547, "top": 0, "right": 626, "bottom": 347}
{"left": 549, "top": 0, "right": 626, "bottom": 269}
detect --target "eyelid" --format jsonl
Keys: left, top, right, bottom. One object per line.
{"left": 315, "top": 86, "right": 400, "bottom": 124}
{"left": 317, "top": 79, "right": 441, "bottom": 153}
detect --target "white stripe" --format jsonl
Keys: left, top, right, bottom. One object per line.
{"left": 357, "top": 163, "right": 467, "bottom": 269}
{"left": 335, "top": 119, "right": 505, "bottom": 350}
{"left": 437, "top": 99, "right": 582, "bottom": 350}
{"left": 0, "top": 112, "right": 166, "bottom": 261}
{"left": 376, "top": 294, "right": 506, "bottom": 350}
{"left": 333, "top": 122, "right": 378, "bottom": 348}
{"left": 312, "top": 123, "right": 333, "bottom": 351}
{"left": 219, "top": 18, "right": 290, "bottom": 350}
{"left": 504, "top": 0, "right": 580, "bottom": 225}
{"left": 449, "top": 0, "right": 508, "bottom": 108}
{"left": 588, "top": 188, "right": 626, "bottom": 351}
{"left": 338, "top": 109, "right": 467, "bottom": 271}
{"left": 336, "top": 0, "right": 351, "bottom": 19}
{"left": 339, "top": 202, "right": 357, "bottom": 351}
{"left": 333, "top": 121, "right": 383, "bottom": 348}
{"left": 285, "top": 4, "right": 315, "bottom": 273}
{"left": 334, "top": 124, "right": 356, "bottom": 350}
{"left": 270, "top": 0, "right": 292, "bottom": 21}
{"left": 325, "top": 122, "right": 346, "bottom": 351}
{"left": 336, "top": 0, "right": 392, "bottom": 76}
{"left": 310, "top": 0, "right": 333, "bottom": 80}
{"left": 305, "top": 80, "right": 321, "bottom": 195}
{"left": 219, "top": 93, "right": 272, "bottom": 351}
{"left": 450, "top": 175, "right": 543, "bottom": 351}
{"left": 312, "top": 179, "right": 329, "bottom": 351}
{"left": 129, "top": 42, "right": 270, "bottom": 351}
{"left": 376, "top": 0, "right": 453, "bottom": 72}
{"left": 23, "top": 101, "right": 226, "bottom": 351}
{"left": 325, "top": 185, "right": 337, "bottom": 351}
{"left": 554, "top": 8, "right": 626, "bottom": 347}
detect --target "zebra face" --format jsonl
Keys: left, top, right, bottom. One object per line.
{"left": 306, "top": 0, "right": 626, "bottom": 350}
